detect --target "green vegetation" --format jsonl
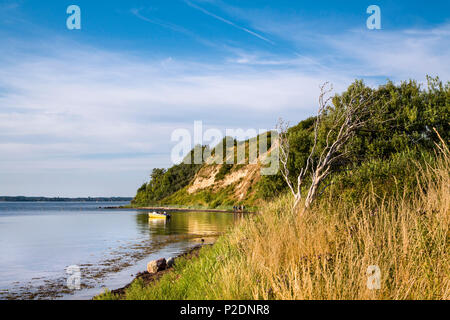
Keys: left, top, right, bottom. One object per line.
{"left": 131, "top": 77, "right": 448, "bottom": 209}
{"left": 131, "top": 133, "right": 274, "bottom": 208}
{"left": 98, "top": 140, "right": 449, "bottom": 300}
{"left": 131, "top": 146, "right": 204, "bottom": 206}
{"left": 214, "top": 164, "right": 233, "bottom": 181}
{"left": 105, "top": 77, "right": 449, "bottom": 300}
{"left": 257, "top": 77, "right": 449, "bottom": 202}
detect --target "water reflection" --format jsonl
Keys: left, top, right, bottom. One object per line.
{"left": 0, "top": 202, "right": 237, "bottom": 299}
{"left": 135, "top": 211, "right": 235, "bottom": 237}
{"left": 147, "top": 217, "right": 168, "bottom": 227}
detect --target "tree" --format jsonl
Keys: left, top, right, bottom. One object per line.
{"left": 278, "top": 82, "right": 381, "bottom": 214}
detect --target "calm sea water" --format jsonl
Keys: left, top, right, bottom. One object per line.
{"left": 0, "top": 202, "right": 235, "bottom": 300}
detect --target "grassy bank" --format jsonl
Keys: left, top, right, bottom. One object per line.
{"left": 97, "top": 146, "right": 449, "bottom": 300}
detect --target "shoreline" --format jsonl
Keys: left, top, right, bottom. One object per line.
{"left": 103, "top": 244, "right": 209, "bottom": 298}
{"left": 137, "top": 206, "right": 233, "bottom": 213}
{"left": 102, "top": 205, "right": 258, "bottom": 214}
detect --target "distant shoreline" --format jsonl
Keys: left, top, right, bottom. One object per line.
{"left": 102, "top": 205, "right": 259, "bottom": 214}
{"left": 0, "top": 196, "right": 132, "bottom": 202}
{"left": 104, "top": 205, "right": 233, "bottom": 213}
{"left": 134, "top": 206, "right": 234, "bottom": 213}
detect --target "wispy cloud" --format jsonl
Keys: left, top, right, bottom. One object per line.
{"left": 0, "top": 36, "right": 351, "bottom": 195}
{"left": 324, "top": 25, "right": 450, "bottom": 81}
{"left": 130, "top": 7, "right": 222, "bottom": 50}
{"left": 1, "top": 2, "right": 448, "bottom": 196}
{"left": 225, "top": 11, "right": 450, "bottom": 81}
{"left": 205, "top": 3, "right": 450, "bottom": 82}
{"left": 184, "top": 0, "right": 274, "bottom": 45}
{"left": 130, "top": 8, "right": 190, "bottom": 35}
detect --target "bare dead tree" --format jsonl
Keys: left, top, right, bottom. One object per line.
{"left": 277, "top": 82, "right": 376, "bottom": 214}
{"left": 277, "top": 117, "right": 301, "bottom": 208}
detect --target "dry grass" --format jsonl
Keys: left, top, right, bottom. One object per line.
{"left": 210, "top": 147, "right": 449, "bottom": 300}
{"left": 99, "top": 144, "right": 449, "bottom": 300}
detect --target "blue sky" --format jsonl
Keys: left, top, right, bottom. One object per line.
{"left": 0, "top": 0, "right": 449, "bottom": 197}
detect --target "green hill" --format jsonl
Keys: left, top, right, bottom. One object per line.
{"left": 99, "top": 76, "right": 449, "bottom": 300}
{"left": 131, "top": 77, "right": 449, "bottom": 210}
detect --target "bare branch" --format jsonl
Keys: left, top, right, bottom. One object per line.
{"left": 279, "top": 82, "right": 379, "bottom": 215}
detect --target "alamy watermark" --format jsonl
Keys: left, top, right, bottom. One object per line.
{"left": 66, "top": 265, "right": 81, "bottom": 290}
{"left": 66, "top": 5, "right": 81, "bottom": 30}
{"left": 170, "top": 121, "right": 279, "bottom": 176}
{"left": 366, "top": 265, "right": 381, "bottom": 290}
{"left": 366, "top": 5, "right": 381, "bottom": 30}
{"left": 65, "top": 5, "right": 380, "bottom": 31}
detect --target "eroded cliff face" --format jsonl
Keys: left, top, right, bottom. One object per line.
{"left": 182, "top": 140, "right": 278, "bottom": 205}
{"left": 188, "top": 163, "right": 260, "bottom": 201}
{"left": 133, "top": 135, "right": 278, "bottom": 208}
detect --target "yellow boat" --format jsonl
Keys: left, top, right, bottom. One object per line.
{"left": 148, "top": 211, "right": 171, "bottom": 219}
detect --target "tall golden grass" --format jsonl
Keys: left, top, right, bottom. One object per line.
{"left": 99, "top": 141, "right": 449, "bottom": 300}
{"left": 210, "top": 145, "right": 449, "bottom": 299}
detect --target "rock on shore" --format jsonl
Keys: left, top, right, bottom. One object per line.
{"left": 147, "top": 258, "right": 167, "bottom": 273}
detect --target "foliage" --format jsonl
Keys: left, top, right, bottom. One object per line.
{"left": 98, "top": 145, "right": 449, "bottom": 300}
{"left": 131, "top": 147, "right": 203, "bottom": 206}
{"left": 258, "top": 77, "right": 449, "bottom": 201}
{"left": 99, "top": 77, "right": 450, "bottom": 300}
{"left": 131, "top": 77, "right": 449, "bottom": 209}
{"left": 215, "top": 164, "right": 233, "bottom": 181}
